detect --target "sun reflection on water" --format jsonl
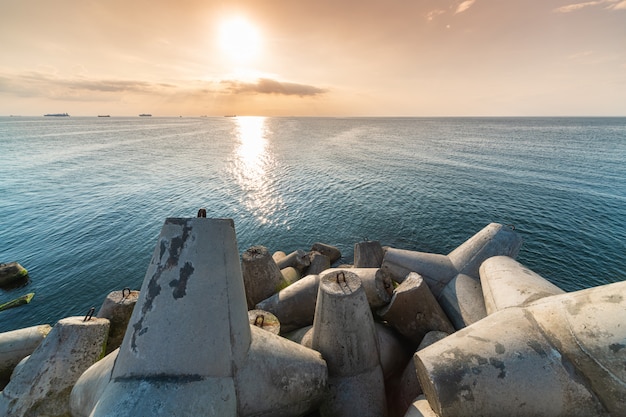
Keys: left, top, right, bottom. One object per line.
{"left": 231, "top": 116, "right": 282, "bottom": 224}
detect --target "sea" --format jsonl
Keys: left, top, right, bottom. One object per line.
{"left": 1, "top": 116, "right": 625, "bottom": 332}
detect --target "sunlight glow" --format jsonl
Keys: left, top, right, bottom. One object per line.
{"left": 231, "top": 116, "right": 283, "bottom": 224}
{"left": 218, "top": 17, "right": 262, "bottom": 63}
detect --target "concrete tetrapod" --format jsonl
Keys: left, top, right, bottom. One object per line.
{"left": 0, "top": 324, "right": 51, "bottom": 389}
{"left": 0, "top": 316, "right": 109, "bottom": 417}
{"left": 242, "top": 245, "right": 287, "bottom": 309}
{"left": 414, "top": 280, "right": 626, "bottom": 417}
{"left": 479, "top": 255, "right": 565, "bottom": 314}
{"left": 87, "top": 218, "right": 327, "bottom": 417}
{"left": 381, "top": 223, "right": 522, "bottom": 328}
{"left": 311, "top": 269, "right": 387, "bottom": 417}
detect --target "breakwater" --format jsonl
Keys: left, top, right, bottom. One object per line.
{"left": 1, "top": 216, "right": 624, "bottom": 416}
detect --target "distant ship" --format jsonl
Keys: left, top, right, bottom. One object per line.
{"left": 44, "top": 113, "right": 69, "bottom": 117}
{"left": 139, "top": 114, "right": 152, "bottom": 117}
{"left": 98, "top": 115, "right": 110, "bottom": 117}
{"left": 224, "top": 114, "right": 237, "bottom": 117}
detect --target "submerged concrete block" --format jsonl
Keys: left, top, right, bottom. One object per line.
{"left": 0, "top": 316, "right": 109, "bottom": 417}
{"left": 480, "top": 255, "right": 565, "bottom": 314}
{"left": 97, "top": 288, "right": 139, "bottom": 355}
{"left": 0, "top": 324, "right": 51, "bottom": 388}
{"left": 88, "top": 218, "right": 327, "bottom": 417}
{"left": 378, "top": 272, "right": 455, "bottom": 346}
{"left": 415, "top": 280, "right": 626, "bottom": 417}
{"left": 311, "top": 269, "right": 387, "bottom": 417}
{"left": 242, "top": 245, "right": 287, "bottom": 309}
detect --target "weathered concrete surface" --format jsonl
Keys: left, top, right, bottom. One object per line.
{"left": 381, "top": 249, "right": 455, "bottom": 293}
{"left": 0, "top": 324, "right": 51, "bottom": 389}
{"left": 354, "top": 240, "right": 384, "bottom": 268}
{"left": 256, "top": 274, "right": 321, "bottom": 333}
{"left": 70, "top": 348, "right": 119, "bottom": 417}
{"left": 480, "top": 255, "right": 565, "bottom": 314}
{"left": 97, "top": 289, "right": 139, "bottom": 355}
{"left": 0, "top": 316, "right": 109, "bottom": 417}
{"left": 89, "top": 218, "right": 327, "bottom": 417}
{"left": 378, "top": 272, "right": 455, "bottom": 346}
{"left": 327, "top": 267, "right": 393, "bottom": 308}
{"left": 311, "top": 270, "right": 387, "bottom": 417}
{"left": 280, "top": 266, "right": 301, "bottom": 286}
{"left": 414, "top": 280, "right": 626, "bottom": 417}
{"left": 242, "top": 245, "right": 286, "bottom": 309}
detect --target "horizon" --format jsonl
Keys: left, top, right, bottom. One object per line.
{"left": 1, "top": 0, "right": 625, "bottom": 117}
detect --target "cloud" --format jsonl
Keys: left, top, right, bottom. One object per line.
{"left": 222, "top": 78, "right": 327, "bottom": 97}
{"left": 0, "top": 71, "right": 175, "bottom": 99}
{"left": 426, "top": 9, "right": 446, "bottom": 21}
{"left": 455, "top": 0, "right": 477, "bottom": 14}
{"left": 553, "top": 0, "right": 625, "bottom": 12}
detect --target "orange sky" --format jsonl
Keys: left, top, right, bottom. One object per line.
{"left": 1, "top": 0, "right": 625, "bottom": 116}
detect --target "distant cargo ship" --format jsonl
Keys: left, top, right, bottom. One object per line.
{"left": 44, "top": 113, "right": 69, "bottom": 117}
{"left": 139, "top": 114, "right": 152, "bottom": 117}
{"left": 98, "top": 115, "right": 110, "bottom": 117}
{"left": 224, "top": 114, "right": 237, "bottom": 117}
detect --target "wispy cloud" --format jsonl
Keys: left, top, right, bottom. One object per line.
{"left": 222, "top": 78, "right": 327, "bottom": 97}
{"left": 455, "top": 0, "right": 477, "bottom": 14}
{"left": 427, "top": 9, "right": 446, "bottom": 21}
{"left": 554, "top": 0, "right": 626, "bottom": 12}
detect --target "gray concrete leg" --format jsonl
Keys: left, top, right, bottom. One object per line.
{"left": 70, "top": 348, "right": 119, "bottom": 417}
{"left": 480, "top": 255, "right": 564, "bottom": 314}
{"left": 0, "top": 316, "right": 109, "bottom": 417}
{"left": 381, "top": 248, "right": 456, "bottom": 295}
{"left": 378, "top": 272, "right": 455, "bottom": 346}
{"left": 403, "top": 395, "right": 439, "bottom": 417}
{"left": 311, "top": 269, "right": 387, "bottom": 417}
{"left": 447, "top": 223, "right": 522, "bottom": 279}
{"left": 276, "top": 249, "right": 311, "bottom": 272}
{"left": 437, "top": 273, "right": 487, "bottom": 329}
{"left": 0, "top": 324, "right": 51, "bottom": 389}
{"left": 242, "top": 245, "right": 286, "bottom": 309}
{"left": 326, "top": 267, "right": 393, "bottom": 308}
{"left": 306, "top": 251, "right": 331, "bottom": 276}
{"left": 255, "top": 274, "right": 321, "bottom": 333}
{"left": 280, "top": 266, "right": 302, "bottom": 286}
{"left": 97, "top": 289, "right": 139, "bottom": 355}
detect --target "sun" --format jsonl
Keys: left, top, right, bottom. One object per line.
{"left": 218, "top": 17, "right": 262, "bottom": 64}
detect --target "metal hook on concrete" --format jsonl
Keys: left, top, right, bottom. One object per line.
{"left": 254, "top": 314, "right": 265, "bottom": 327}
{"left": 197, "top": 208, "right": 207, "bottom": 218}
{"left": 122, "top": 287, "right": 131, "bottom": 299}
{"left": 336, "top": 271, "right": 346, "bottom": 284}
{"left": 506, "top": 224, "right": 516, "bottom": 230}
{"left": 83, "top": 307, "right": 95, "bottom": 322}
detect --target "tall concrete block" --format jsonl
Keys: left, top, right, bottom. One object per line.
{"left": 242, "top": 245, "right": 286, "bottom": 309}
{"left": 480, "top": 255, "right": 565, "bottom": 314}
{"left": 0, "top": 316, "right": 109, "bottom": 417}
{"left": 378, "top": 272, "right": 455, "bottom": 346}
{"left": 354, "top": 240, "right": 384, "bottom": 268}
{"left": 311, "top": 270, "right": 387, "bottom": 417}
{"left": 0, "top": 324, "right": 51, "bottom": 388}
{"left": 97, "top": 289, "right": 139, "bottom": 355}
{"left": 88, "top": 217, "right": 327, "bottom": 417}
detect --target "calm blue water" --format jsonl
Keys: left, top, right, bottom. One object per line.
{"left": 1, "top": 116, "right": 625, "bottom": 332}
